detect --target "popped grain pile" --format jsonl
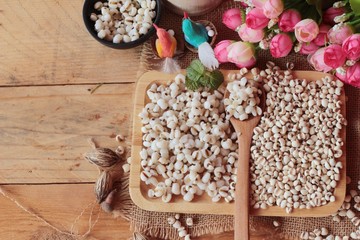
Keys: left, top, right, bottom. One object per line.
{"left": 250, "top": 64, "right": 346, "bottom": 213}
{"left": 138, "top": 64, "right": 346, "bottom": 214}
{"left": 91, "top": 0, "right": 156, "bottom": 43}
{"left": 224, "top": 76, "right": 263, "bottom": 120}
{"left": 139, "top": 74, "right": 239, "bottom": 203}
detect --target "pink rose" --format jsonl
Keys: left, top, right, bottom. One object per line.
{"left": 238, "top": 24, "right": 265, "bottom": 43}
{"left": 299, "top": 42, "right": 319, "bottom": 55}
{"left": 313, "top": 24, "right": 331, "bottom": 46}
{"left": 270, "top": 33, "right": 293, "bottom": 58}
{"left": 294, "top": 19, "right": 319, "bottom": 43}
{"left": 278, "top": 9, "right": 301, "bottom": 32}
{"left": 342, "top": 34, "right": 360, "bottom": 60}
{"left": 328, "top": 24, "right": 353, "bottom": 45}
{"left": 246, "top": 8, "right": 269, "bottom": 30}
{"left": 323, "top": 44, "right": 346, "bottom": 69}
{"left": 345, "top": 63, "right": 360, "bottom": 88}
{"left": 252, "top": 0, "right": 267, "bottom": 9}
{"left": 222, "top": 8, "right": 243, "bottom": 31}
{"left": 214, "top": 40, "right": 234, "bottom": 63}
{"left": 308, "top": 48, "right": 332, "bottom": 72}
{"left": 263, "top": 0, "right": 284, "bottom": 19}
{"left": 227, "top": 41, "right": 256, "bottom": 68}
{"left": 323, "top": 7, "right": 346, "bottom": 25}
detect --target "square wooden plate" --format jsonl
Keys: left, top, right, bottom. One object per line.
{"left": 130, "top": 70, "right": 346, "bottom": 217}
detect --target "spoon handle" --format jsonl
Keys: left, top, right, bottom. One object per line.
{"left": 235, "top": 133, "right": 252, "bottom": 240}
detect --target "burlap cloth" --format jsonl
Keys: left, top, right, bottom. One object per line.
{"left": 113, "top": 1, "right": 360, "bottom": 239}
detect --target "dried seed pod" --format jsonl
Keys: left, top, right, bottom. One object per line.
{"left": 84, "top": 148, "right": 120, "bottom": 170}
{"left": 100, "top": 189, "right": 117, "bottom": 213}
{"left": 95, "top": 171, "right": 113, "bottom": 203}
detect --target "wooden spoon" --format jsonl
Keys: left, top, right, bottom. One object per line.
{"left": 224, "top": 88, "right": 264, "bottom": 240}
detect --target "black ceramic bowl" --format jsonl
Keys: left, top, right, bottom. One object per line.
{"left": 82, "top": 0, "right": 161, "bottom": 49}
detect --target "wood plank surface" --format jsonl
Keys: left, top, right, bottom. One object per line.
{"left": 0, "top": 184, "right": 271, "bottom": 240}
{"left": 0, "top": 0, "right": 141, "bottom": 86}
{"left": 0, "top": 1, "right": 294, "bottom": 239}
{"left": 0, "top": 83, "right": 134, "bottom": 184}
{"left": 0, "top": 184, "right": 133, "bottom": 240}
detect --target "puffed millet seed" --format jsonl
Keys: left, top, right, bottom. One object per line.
{"left": 90, "top": 0, "right": 156, "bottom": 43}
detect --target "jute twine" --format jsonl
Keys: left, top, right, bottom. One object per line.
{"left": 108, "top": 1, "right": 360, "bottom": 239}
{"left": 0, "top": 186, "right": 100, "bottom": 239}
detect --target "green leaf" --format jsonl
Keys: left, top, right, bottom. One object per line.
{"left": 207, "top": 70, "right": 224, "bottom": 90}
{"left": 185, "top": 76, "right": 200, "bottom": 91}
{"left": 186, "top": 59, "right": 205, "bottom": 81}
{"left": 301, "top": 4, "right": 321, "bottom": 23}
{"left": 305, "top": 0, "right": 315, "bottom": 4}
{"left": 199, "top": 74, "right": 210, "bottom": 86}
{"left": 350, "top": 0, "right": 360, "bottom": 15}
{"left": 185, "top": 59, "right": 205, "bottom": 91}
{"left": 185, "top": 59, "right": 223, "bottom": 91}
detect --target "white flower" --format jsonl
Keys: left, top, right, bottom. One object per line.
{"left": 346, "top": 60, "right": 356, "bottom": 66}
{"left": 334, "top": 13, "right": 350, "bottom": 23}
{"left": 268, "top": 18, "right": 278, "bottom": 28}
{"left": 294, "top": 43, "right": 302, "bottom": 53}
{"left": 259, "top": 40, "right": 269, "bottom": 50}
{"left": 333, "top": 1, "right": 346, "bottom": 8}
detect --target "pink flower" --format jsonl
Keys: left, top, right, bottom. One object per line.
{"left": 342, "top": 34, "right": 360, "bottom": 61}
{"left": 278, "top": 9, "right": 301, "bottom": 32}
{"left": 246, "top": 8, "right": 269, "bottom": 30}
{"left": 323, "top": 44, "right": 346, "bottom": 69}
{"left": 238, "top": 24, "right": 265, "bottom": 43}
{"left": 252, "top": 0, "right": 267, "bottom": 9}
{"left": 323, "top": 7, "right": 346, "bottom": 25}
{"left": 263, "top": 0, "right": 284, "bottom": 19}
{"left": 222, "top": 8, "right": 243, "bottom": 31}
{"left": 328, "top": 24, "right": 353, "bottom": 45}
{"left": 345, "top": 63, "right": 360, "bottom": 88}
{"left": 299, "top": 42, "right": 319, "bottom": 55}
{"left": 308, "top": 48, "right": 332, "bottom": 72}
{"left": 227, "top": 41, "right": 256, "bottom": 68}
{"left": 313, "top": 24, "right": 331, "bottom": 46}
{"left": 294, "top": 19, "right": 319, "bottom": 43}
{"left": 214, "top": 40, "right": 234, "bottom": 63}
{"left": 270, "top": 33, "right": 293, "bottom": 58}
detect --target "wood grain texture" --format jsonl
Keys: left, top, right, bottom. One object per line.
{"left": 0, "top": 83, "right": 134, "bottom": 184}
{"left": 0, "top": 0, "right": 142, "bottom": 86}
{"left": 130, "top": 70, "right": 347, "bottom": 217}
{"left": 0, "top": 184, "right": 277, "bottom": 240}
{"left": 0, "top": 184, "right": 133, "bottom": 240}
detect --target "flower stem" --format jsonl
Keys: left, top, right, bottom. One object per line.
{"left": 349, "top": 17, "right": 360, "bottom": 26}
{"left": 347, "top": 12, "right": 355, "bottom": 19}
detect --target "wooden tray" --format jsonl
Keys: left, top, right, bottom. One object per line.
{"left": 130, "top": 70, "right": 346, "bottom": 217}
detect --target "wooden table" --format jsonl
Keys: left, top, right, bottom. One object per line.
{"left": 0, "top": 1, "right": 270, "bottom": 239}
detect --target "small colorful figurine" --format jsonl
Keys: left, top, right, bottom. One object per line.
{"left": 182, "top": 12, "right": 219, "bottom": 70}
{"left": 153, "top": 24, "right": 180, "bottom": 73}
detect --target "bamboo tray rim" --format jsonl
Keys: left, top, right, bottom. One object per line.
{"left": 130, "top": 70, "right": 346, "bottom": 217}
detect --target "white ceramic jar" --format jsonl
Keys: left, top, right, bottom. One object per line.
{"left": 163, "top": 0, "right": 224, "bottom": 16}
